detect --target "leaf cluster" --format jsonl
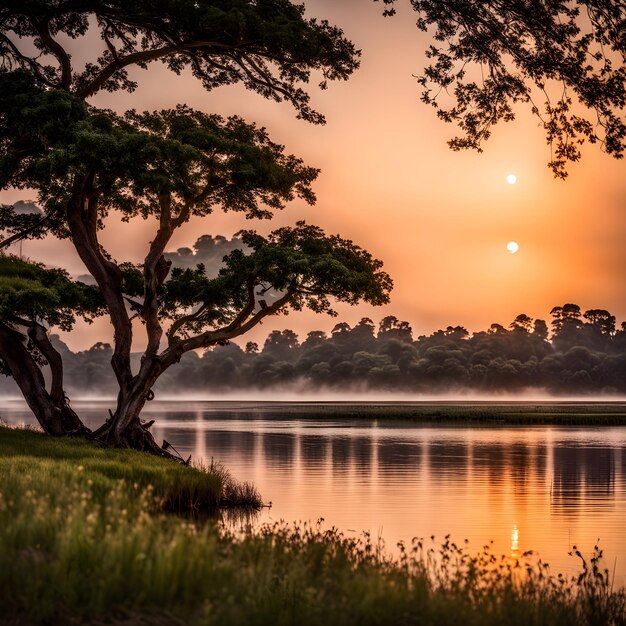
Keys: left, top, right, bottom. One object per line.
{"left": 0, "top": 70, "right": 318, "bottom": 236}
{"left": 379, "top": 0, "right": 626, "bottom": 177}
{"left": 1, "top": 0, "right": 360, "bottom": 123}
{"left": 162, "top": 221, "right": 393, "bottom": 338}
{"left": 0, "top": 255, "right": 105, "bottom": 330}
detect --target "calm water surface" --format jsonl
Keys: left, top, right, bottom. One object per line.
{"left": 3, "top": 400, "right": 625, "bottom": 584}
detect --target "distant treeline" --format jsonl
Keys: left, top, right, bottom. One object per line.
{"left": 2, "top": 304, "right": 625, "bottom": 396}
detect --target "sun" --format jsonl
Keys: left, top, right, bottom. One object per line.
{"left": 507, "top": 241, "right": 520, "bottom": 254}
{"left": 507, "top": 174, "right": 517, "bottom": 185}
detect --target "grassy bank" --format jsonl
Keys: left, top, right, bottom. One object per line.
{"left": 0, "top": 426, "right": 260, "bottom": 514}
{"left": 1, "top": 427, "right": 624, "bottom": 625}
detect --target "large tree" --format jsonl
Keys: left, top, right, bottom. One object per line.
{"left": 0, "top": 76, "right": 391, "bottom": 450}
{"left": 0, "top": 1, "right": 392, "bottom": 451}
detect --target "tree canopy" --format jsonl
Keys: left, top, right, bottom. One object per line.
{"left": 0, "top": 70, "right": 319, "bottom": 238}
{"left": 0, "top": 0, "right": 359, "bottom": 122}
{"left": 0, "top": 256, "right": 102, "bottom": 330}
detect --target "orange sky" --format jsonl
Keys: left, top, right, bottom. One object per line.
{"left": 2, "top": 0, "right": 625, "bottom": 351}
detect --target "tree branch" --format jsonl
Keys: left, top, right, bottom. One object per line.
{"left": 167, "top": 285, "right": 295, "bottom": 359}
{"left": 26, "top": 323, "right": 67, "bottom": 405}
{"left": 65, "top": 173, "right": 134, "bottom": 390}
{"left": 0, "top": 214, "right": 51, "bottom": 250}
{"left": 77, "top": 44, "right": 176, "bottom": 98}
{"left": 77, "top": 40, "right": 234, "bottom": 99}
{"left": 33, "top": 20, "right": 72, "bottom": 89}
{"left": 233, "top": 52, "right": 297, "bottom": 105}
{"left": 166, "top": 276, "right": 256, "bottom": 343}
{"left": 166, "top": 304, "right": 207, "bottom": 342}
{"left": 0, "top": 33, "right": 57, "bottom": 88}
{"left": 142, "top": 193, "right": 174, "bottom": 358}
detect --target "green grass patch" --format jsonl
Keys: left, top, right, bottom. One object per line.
{"left": 0, "top": 426, "right": 624, "bottom": 625}
{"left": 0, "top": 425, "right": 260, "bottom": 515}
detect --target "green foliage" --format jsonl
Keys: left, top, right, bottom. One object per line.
{"left": 0, "top": 73, "right": 319, "bottom": 231}
{"left": 0, "top": 425, "right": 624, "bottom": 624}
{"left": 162, "top": 222, "right": 392, "bottom": 337}
{"left": 1, "top": 0, "right": 359, "bottom": 123}
{"left": 241, "top": 222, "right": 393, "bottom": 311}
{"left": 0, "top": 255, "right": 104, "bottom": 329}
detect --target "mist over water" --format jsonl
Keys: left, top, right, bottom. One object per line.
{"left": 154, "top": 390, "right": 626, "bottom": 402}
{"left": 3, "top": 390, "right": 626, "bottom": 403}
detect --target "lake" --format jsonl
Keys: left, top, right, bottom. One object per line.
{"left": 3, "top": 399, "right": 625, "bottom": 585}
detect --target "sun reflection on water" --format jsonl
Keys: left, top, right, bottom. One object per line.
{"left": 511, "top": 524, "right": 520, "bottom": 558}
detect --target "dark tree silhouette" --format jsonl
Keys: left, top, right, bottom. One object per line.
{"left": 584, "top": 309, "right": 617, "bottom": 336}
{"left": 511, "top": 314, "right": 533, "bottom": 333}
{"left": 0, "top": 1, "right": 392, "bottom": 451}
{"left": 0, "top": 0, "right": 359, "bottom": 123}
{"left": 380, "top": 0, "right": 626, "bottom": 177}
{"left": 533, "top": 320, "right": 549, "bottom": 341}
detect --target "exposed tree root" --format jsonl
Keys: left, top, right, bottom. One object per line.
{"left": 91, "top": 417, "right": 180, "bottom": 461}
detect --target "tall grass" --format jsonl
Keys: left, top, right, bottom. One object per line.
{"left": 0, "top": 426, "right": 623, "bottom": 625}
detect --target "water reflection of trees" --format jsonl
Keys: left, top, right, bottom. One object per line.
{"left": 379, "top": 440, "right": 421, "bottom": 475}
{"left": 300, "top": 434, "right": 328, "bottom": 466}
{"left": 263, "top": 432, "right": 296, "bottom": 468}
{"left": 331, "top": 437, "right": 351, "bottom": 473}
{"left": 472, "top": 444, "right": 506, "bottom": 484}
{"left": 551, "top": 445, "right": 615, "bottom": 512}
{"left": 428, "top": 442, "right": 468, "bottom": 478}
{"left": 350, "top": 436, "right": 374, "bottom": 474}
{"left": 508, "top": 443, "right": 532, "bottom": 487}
{"left": 180, "top": 422, "right": 621, "bottom": 518}
{"left": 205, "top": 430, "right": 259, "bottom": 458}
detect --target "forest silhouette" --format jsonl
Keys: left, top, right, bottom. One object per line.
{"left": 3, "top": 302, "right": 623, "bottom": 396}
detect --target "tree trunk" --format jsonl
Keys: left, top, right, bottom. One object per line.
{"left": 0, "top": 323, "right": 87, "bottom": 436}
{"left": 26, "top": 324, "right": 89, "bottom": 435}
{"left": 92, "top": 359, "right": 176, "bottom": 458}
